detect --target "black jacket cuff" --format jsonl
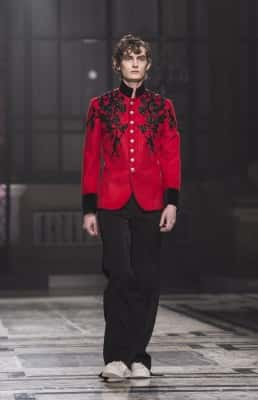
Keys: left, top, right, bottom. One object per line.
{"left": 82, "top": 193, "right": 97, "bottom": 215}
{"left": 164, "top": 188, "right": 179, "bottom": 207}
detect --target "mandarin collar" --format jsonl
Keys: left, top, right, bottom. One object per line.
{"left": 119, "top": 79, "right": 146, "bottom": 98}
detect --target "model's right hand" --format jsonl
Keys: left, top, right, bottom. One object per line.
{"left": 83, "top": 214, "right": 98, "bottom": 236}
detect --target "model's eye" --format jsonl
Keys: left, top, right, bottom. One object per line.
{"left": 123, "top": 55, "right": 132, "bottom": 60}
{"left": 138, "top": 56, "right": 146, "bottom": 61}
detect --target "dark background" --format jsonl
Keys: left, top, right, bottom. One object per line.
{"left": 0, "top": 0, "right": 257, "bottom": 293}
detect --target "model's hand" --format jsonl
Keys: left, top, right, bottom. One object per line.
{"left": 83, "top": 213, "right": 98, "bottom": 236}
{"left": 159, "top": 204, "right": 177, "bottom": 232}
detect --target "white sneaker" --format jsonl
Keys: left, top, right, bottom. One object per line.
{"left": 131, "top": 362, "right": 151, "bottom": 378}
{"left": 101, "top": 361, "right": 131, "bottom": 379}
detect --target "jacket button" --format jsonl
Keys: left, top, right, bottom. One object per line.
{"left": 130, "top": 148, "right": 134, "bottom": 152}
{"left": 129, "top": 110, "right": 134, "bottom": 114}
{"left": 129, "top": 120, "right": 134, "bottom": 124}
{"left": 130, "top": 158, "right": 135, "bottom": 162}
{"left": 130, "top": 138, "right": 135, "bottom": 143}
{"left": 130, "top": 167, "right": 135, "bottom": 172}
{"left": 130, "top": 101, "right": 134, "bottom": 105}
{"left": 130, "top": 129, "right": 134, "bottom": 133}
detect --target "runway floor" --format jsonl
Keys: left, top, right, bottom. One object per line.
{"left": 0, "top": 292, "right": 258, "bottom": 399}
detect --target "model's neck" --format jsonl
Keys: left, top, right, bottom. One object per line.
{"left": 122, "top": 79, "right": 144, "bottom": 98}
{"left": 119, "top": 79, "right": 145, "bottom": 98}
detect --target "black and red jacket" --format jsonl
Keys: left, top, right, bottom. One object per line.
{"left": 81, "top": 80, "right": 182, "bottom": 214}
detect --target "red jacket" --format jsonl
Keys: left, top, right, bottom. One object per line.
{"left": 81, "top": 80, "right": 181, "bottom": 214}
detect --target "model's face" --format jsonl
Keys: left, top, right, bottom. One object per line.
{"left": 119, "top": 46, "right": 151, "bottom": 82}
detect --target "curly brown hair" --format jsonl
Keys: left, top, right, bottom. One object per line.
{"left": 112, "top": 33, "right": 152, "bottom": 73}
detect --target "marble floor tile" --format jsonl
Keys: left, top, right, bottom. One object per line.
{"left": 0, "top": 293, "right": 257, "bottom": 399}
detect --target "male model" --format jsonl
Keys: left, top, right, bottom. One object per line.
{"left": 81, "top": 34, "right": 181, "bottom": 379}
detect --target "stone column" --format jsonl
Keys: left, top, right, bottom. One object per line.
{"left": 0, "top": 1, "right": 6, "bottom": 184}
{"left": 208, "top": 0, "right": 243, "bottom": 176}
{"left": 0, "top": 0, "right": 11, "bottom": 272}
{"left": 192, "top": 1, "right": 243, "bottom": 285}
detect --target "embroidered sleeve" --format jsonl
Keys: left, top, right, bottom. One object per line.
{"left": 81, "top": 98, "right": 102, "bottom": 215}
{"left": 159, "top": 98, "right": 182, "bottom": 207}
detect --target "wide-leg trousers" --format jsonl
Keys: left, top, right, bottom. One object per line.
{"left": 97, "top": 193, "right": 163, "bottom": 370}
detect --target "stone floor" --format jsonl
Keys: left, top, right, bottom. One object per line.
{"left": 0, "top": 292, "right": 258, "bottom": 399}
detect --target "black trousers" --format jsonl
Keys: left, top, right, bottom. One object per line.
{"left": 97, "top": 193, "right": 163, "bottom": 370}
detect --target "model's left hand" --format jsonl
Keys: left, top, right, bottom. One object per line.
{"left": 159, "top": 204, "right": 177, "bottom": 232}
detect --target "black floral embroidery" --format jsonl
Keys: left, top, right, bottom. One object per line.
{"left": 86, "top": 102, "right": 97, "bottom": 130}
{"left": 97, "top": 89, "right": 128, "bottom": 156}
{"left": 86, "top": 88, "right": 177, "bottom": 156}
{"left": 167, "top": 106, "right": 177, "bottom": 129}
{"left": 138, "top": 91, "right": 168, "bottom": 152}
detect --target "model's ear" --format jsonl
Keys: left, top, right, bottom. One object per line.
{"left": 146, "top": 62, "right": 152, "bottom": 71}
{"left": 112, "top": 58, "right": 120, "bottom": 72}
